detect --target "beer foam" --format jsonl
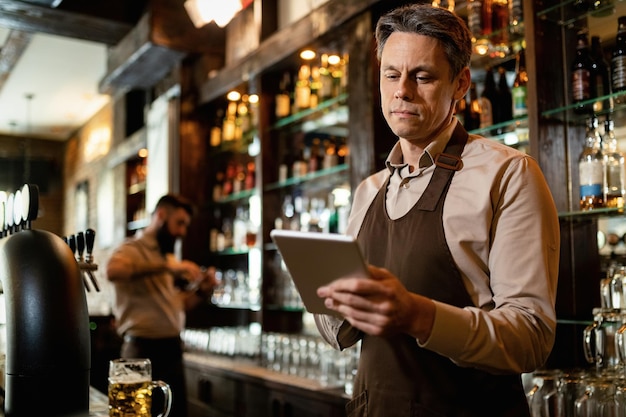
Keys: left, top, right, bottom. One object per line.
{"left": 110, "top": 373, "right": 149, "bottom": 384}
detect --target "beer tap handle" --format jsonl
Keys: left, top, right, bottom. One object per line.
{"left": 85, "top": 229, "right": 95, "bottom": 262}
{"left": 76, "top": 232, "right": 85, "bottom": 262}
{"left": 68, "top": 235, "right": 76, "bottom": 258}
{"left": 84, "top": 229, "right": 99, "bottom": 291}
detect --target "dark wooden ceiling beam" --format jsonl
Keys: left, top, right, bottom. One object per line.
{"left": 0, "top": 0, "right": 133, "bottom": 45}
{"left": 0, "top": 30, "right": 32, "bottom": 93}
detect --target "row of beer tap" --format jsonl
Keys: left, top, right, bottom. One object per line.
{"left": 62, "top": 229, "right": 100, "bottom": 292}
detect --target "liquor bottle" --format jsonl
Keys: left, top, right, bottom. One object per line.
{"left": 222, "top": 101, "right": 238, "bottom": 143}
{"left": 467, "top": 0, "right": 484, "bottom": 40}
{"left": 571, "top": 30, "right": 593, "bottom": 115}
{"left": 236, "top": 95, "right": 251, "bottom": 136}
{"left": 579, "top": 116, "right": 605, "bottom": 210}
{"left": 275, "top": 72, "right": 292, "bottom": 118}
{"left": 482, "top": 67, "right": 499, "bottom": 125}
{"left": 612, "top": 16, "right": 626, "bottom": 100}
{"left": 512, "top": 48, "right": 528, "bottom": 118}
{"left": 478, "top": 87, "right": 493, "bottom": 129}
{"left": 294, "top": 64, "right": 312, "bottom": 112}
{"left": 432, "top": 0, "right": 455, "bottom": 11}
{"left": 319, "top": 54, "right": 335, "bottom": 101}
{"left": 491, "top": 0, "right": 509, "bottom": 51}
{"left": 210, "top": 109, "right": 223, "bottom": 147}
{"left": 497, "top": 66, "right": 513, "bottom": 126}
{"left": 603, "top": 118, "right": 625, "bottom": 208}
{"left": 590, "top": 35, "right": 613, "bottom": 113}
{"left": 481, "top": 0, "right": 493, "bottom": 37}
{"left": 309, "top": 66, "right": 320, "bottom": 108}
{"left": 468, "top": 82, "right": 482, "bottom": 131}
{"left": 508, "top": 0, "right": 523, "bottom": 37}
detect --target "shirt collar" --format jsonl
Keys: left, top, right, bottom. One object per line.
{"left": 385, "top": 118, "right": 459, "bottom": 175}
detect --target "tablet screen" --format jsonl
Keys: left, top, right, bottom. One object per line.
{"left": 270, "top": 229, "right": 369, "bottom": 318}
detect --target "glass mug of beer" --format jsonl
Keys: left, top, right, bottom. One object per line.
{"left": 108, "top": 358, "right": 172, "bottom": 417}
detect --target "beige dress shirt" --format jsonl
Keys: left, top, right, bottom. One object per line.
{"left": 316, "top": 119, "right": 560, "bottom": 374}
{"left": 108, "top": 230, "right": 186, "bottom": 338}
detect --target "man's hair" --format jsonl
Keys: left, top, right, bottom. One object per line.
{"left": 375, "top": 3, "right": 473, "bottom": 81}
{"left": 154, "top": 194, "right": 195, "bottom": 217}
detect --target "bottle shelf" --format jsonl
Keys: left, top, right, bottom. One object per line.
{"left": 271, "top": 93, "right": 348, "bottom": 132}
{"left": 214, "top": 189, "right": 257, "bottom": 204}
{"left": 467, "top": 116, "right": 529, "bottom": 148}
{"left": 536, "top": 0, "right": 616, "bottom": 28}
{"left": 559, "top": 206, "right": 625, "bottom": 220}
{"left": 541, "top": 92, "right": 624, "bottom": 122}
{"left": 265, "top": 164, "right": 349, "bottom": 192}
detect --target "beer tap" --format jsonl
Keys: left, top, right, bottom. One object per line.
{"left": 82, "top": 228, "right": 99, "bottom": 292}
{"left": 0, "top": 183, "right": 91, "bottom": 417}
{"left": 65, "top": 230, "right": 99, "bottom": 292}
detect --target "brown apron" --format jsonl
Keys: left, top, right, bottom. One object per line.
{"left": 347, "top": 123, "right": 530, "bottom": 417}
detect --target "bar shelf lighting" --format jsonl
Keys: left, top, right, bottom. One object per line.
{"left": 184, "top": 0, "right": 253, "bottom": 28}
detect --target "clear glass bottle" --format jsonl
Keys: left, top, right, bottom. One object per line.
{"left": 603, "top": 118, "right": 625, "bottom": 209}
{"left": 579, "top": 116, "right": 605, "bottom": 210}
{"left": 512, "top": 48, "right": 528, "bottom": 118}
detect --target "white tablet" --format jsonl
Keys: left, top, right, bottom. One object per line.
{"left": 270, "top": 229, "right": 369, "bottom": 318}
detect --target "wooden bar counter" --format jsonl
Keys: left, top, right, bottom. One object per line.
{"left": 183, "top": 352, "right": 349, "bottom": 417}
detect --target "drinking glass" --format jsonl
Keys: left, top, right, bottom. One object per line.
{"left": 108, "top": 358, "right": 172, "bottom": 417}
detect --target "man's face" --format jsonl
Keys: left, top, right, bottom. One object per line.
{"left": 379, "top": 32, "right": 468, "bottom": 145}
{"left": 156, "top": 207, "right": 191, "bottom": 254}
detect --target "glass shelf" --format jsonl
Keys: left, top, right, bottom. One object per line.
{"left": 271, "top": 93, "right": 348, "bottom": 131}
{"left": 536, "top": 0, "right": 616, "bottom": 27}
{"left": 214, "top": 189, "right": 257, "bottom": 204}
{"left": 211, "top": 247, "right": 251, "bottom": 256}
{"left": 541, "top": 93, "right": 623, "bottom": 121}
{"left": 559, "top": 206, "right": 625, "bottom": 219}
{"left": 264, "top": 164, "right": 349, "bottom": 191}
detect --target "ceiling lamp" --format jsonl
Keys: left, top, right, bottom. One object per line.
{"left": 185, "top": 0, "right": 247, "bottom": 28}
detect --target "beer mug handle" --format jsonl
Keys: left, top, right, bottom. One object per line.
{"left": 152, "top": 380, "right": 172, "bottom": 417}
{"left": 583, "top": 323, "right": 598, "bottom": 364}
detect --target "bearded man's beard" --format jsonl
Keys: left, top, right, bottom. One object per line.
{"left": 156, "top": 223, "right": 177, "bottom": 254}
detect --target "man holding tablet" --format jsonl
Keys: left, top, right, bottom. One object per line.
{"left": 313, "top": 3, "right": 559, "bottom": 417}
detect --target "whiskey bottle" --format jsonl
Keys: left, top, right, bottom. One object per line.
{"left": 275, "top": 72, "right": 292, "bottom": 118}
{"left": 612, "top": 16, "right": 626, "bottom": 101}
{"left": 579, "top": 116, "right": 605, "bottom": 210}
{"left": 497, "top": 66, "right": 513, "bottom": 128}
{"left": 603, "top": 118, "right": 625, "bottom": 209}
{"left": 482, "top": 67, "right": 498, "bottom": 126}
{"left": 467, "top": 82, "right": 482, "bottom": 131}
{"left": 571, "top": 30, "right": 593, "bottom": 115}
{"left": 294, "top": 64, "right": 312, "bottom": 112}
{"left": 491, "top": 0, "right": 509, "bottom": 52}
{"left": 512, "top": 48, "right": 528, "bottom": 118}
